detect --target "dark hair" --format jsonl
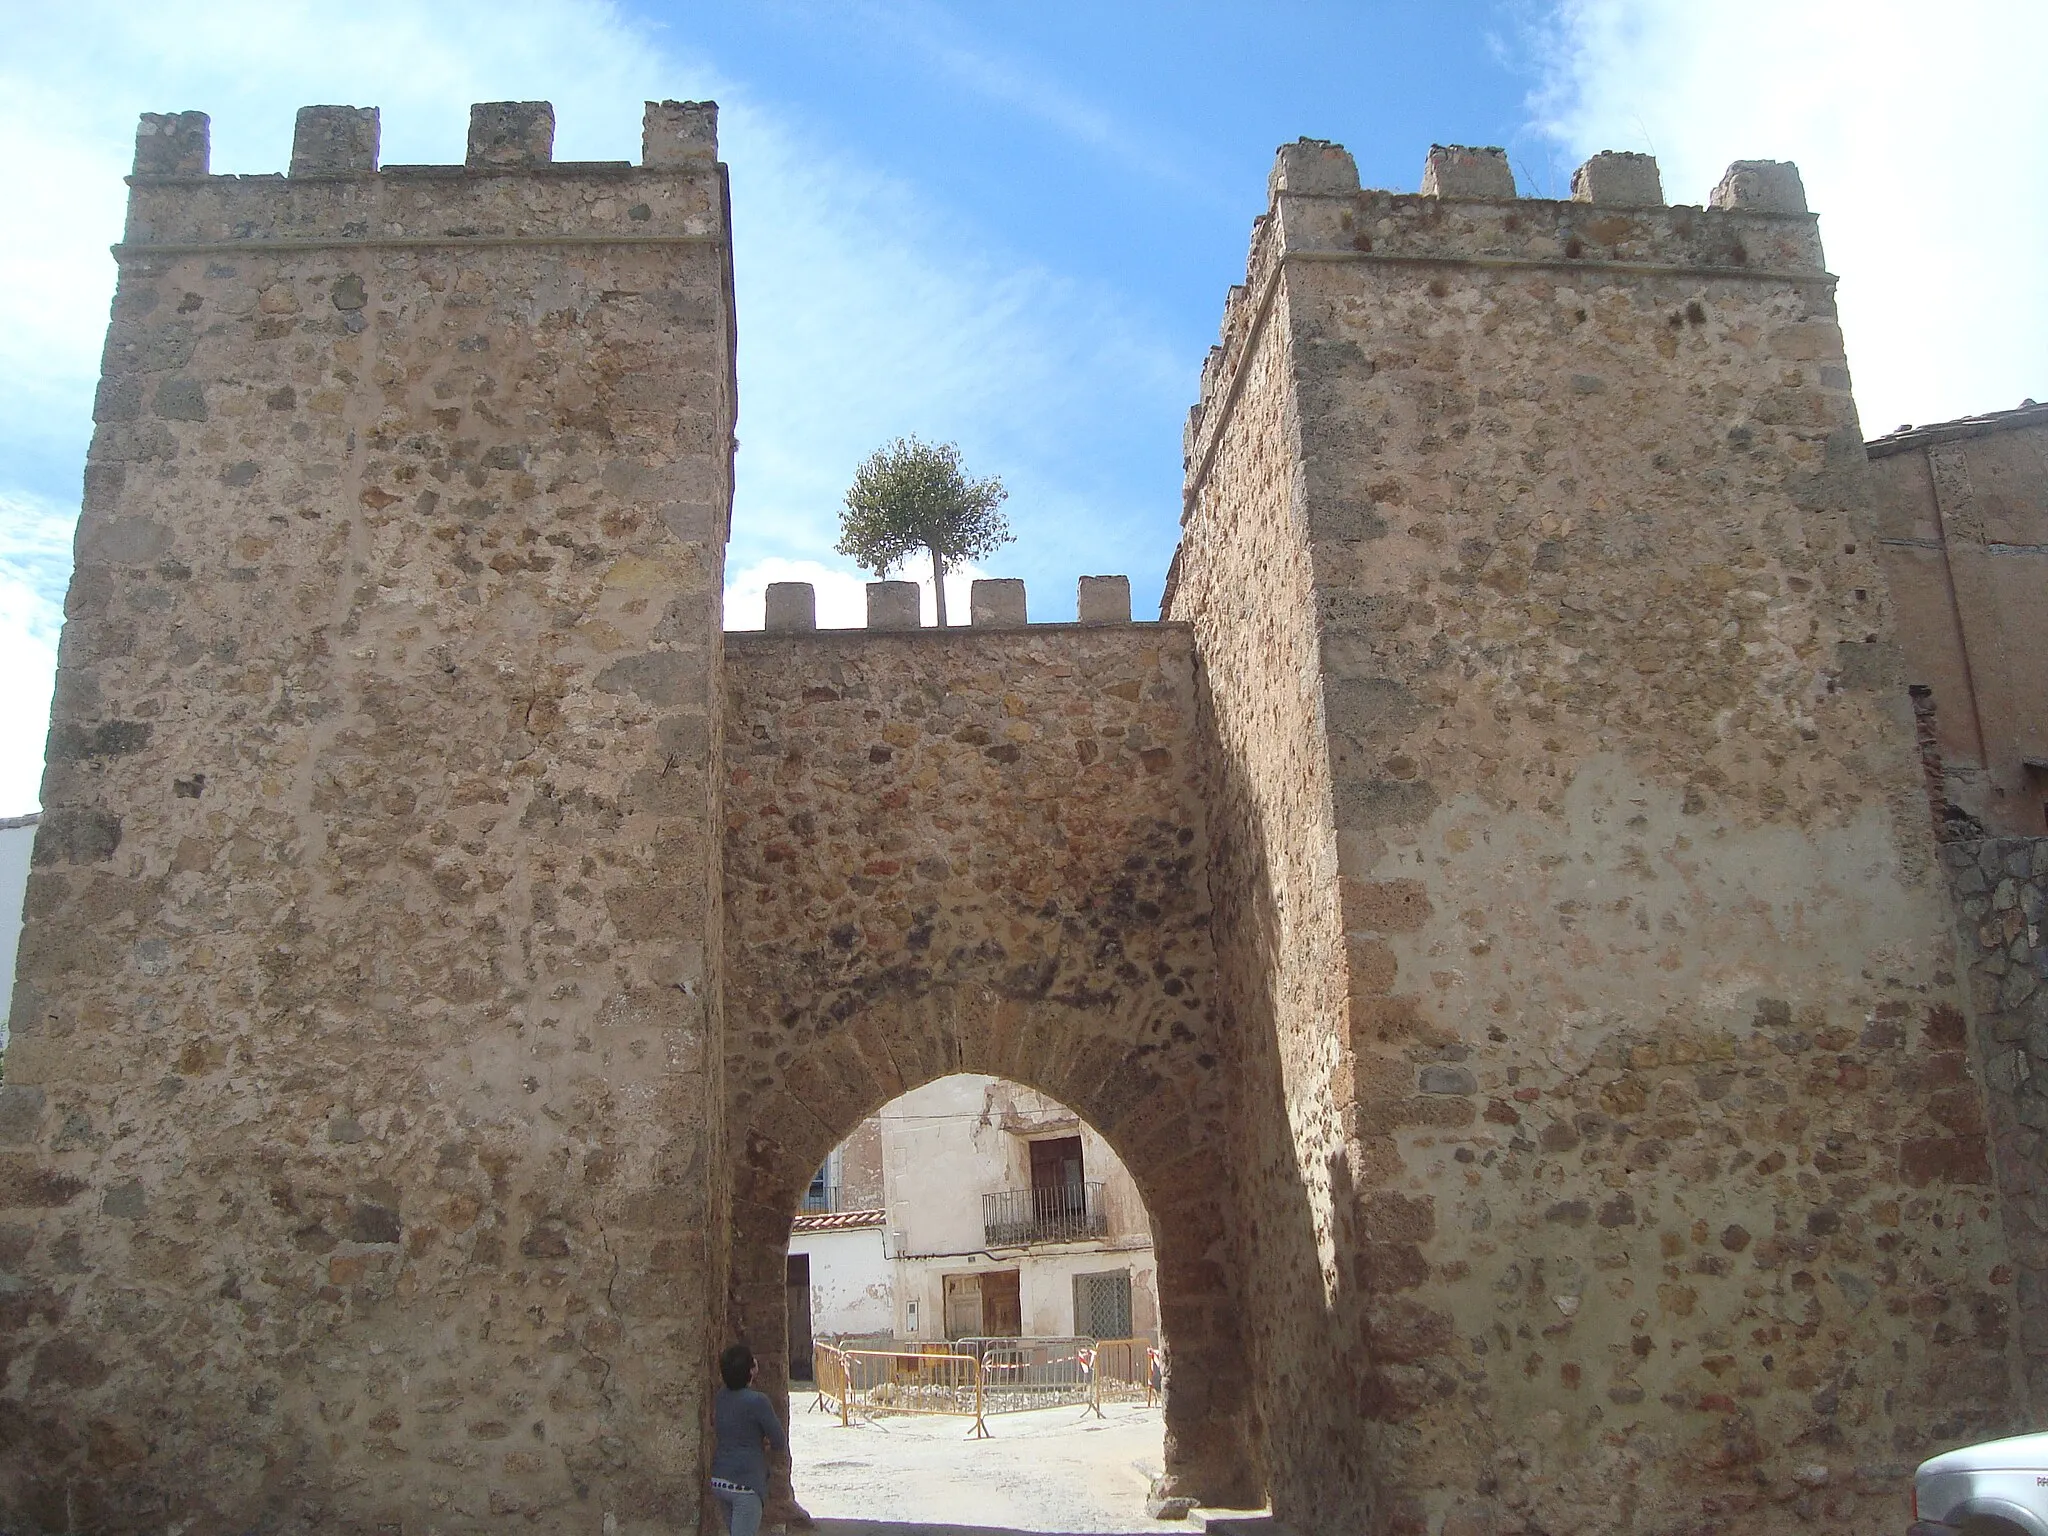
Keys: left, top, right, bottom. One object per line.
{"left": 719, "top": 1344, "right": 755, "bottom": 1391}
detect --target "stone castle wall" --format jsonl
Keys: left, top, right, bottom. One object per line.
{"left": 1170, "top": 141, "right": 2020, "bottom": 1533}
{"left": 721, "top": 619, "right": 1257, "bottom": 1506}
{"left": 0, "top": 103, "right": 736, "bottom": 1533}
{"left": 2, "top": 97, "right": 2036, "bottom": 1536}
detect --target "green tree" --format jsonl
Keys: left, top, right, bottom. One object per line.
{"left": 836, "top": 437, "right": 1011, "bottom": 627}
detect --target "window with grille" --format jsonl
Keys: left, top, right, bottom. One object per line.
{"left": 1073, "top": 1269, "right": 1133, "bottom": 1340}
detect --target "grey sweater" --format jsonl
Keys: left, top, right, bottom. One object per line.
{"left": 710, "top": 1386, "right": 787, "bottom": 1498}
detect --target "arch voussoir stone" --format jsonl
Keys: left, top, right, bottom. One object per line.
{"left": 731, "top": 1193, "right": 796, "bottom": 1259}
{"left": 734, "top": 1084, "right": 838, "bottom": 1166}
{"left": 842, "top": 1013, "right": 911, "bottom": 1101}
{"left": 1085, "top": 1055, "right": 1171, "bottom": 1135}
{"left": 1039, "top": 1032, "right": 1130, "bottom": 1112}
{"left": 914, "top": 991, "right": 978, "bottom": 1079}
{"left": 976, "top": 993, "right": 1046, "bottom": 1083}
{"left": 735, "top": 1151, "right": 809, "bottom": 1225}
{"left": 777, "top": 1040, "right": 878, "bottom": 1143}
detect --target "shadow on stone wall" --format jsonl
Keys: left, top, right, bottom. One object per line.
{"left": 1192, "top": 665, "right": 1394, "bottom": 1534}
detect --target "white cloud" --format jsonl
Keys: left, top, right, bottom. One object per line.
{"left": 0, "top": 0, "right": 1183, "bottom": 814}
{"left": 1528, "top": 0, "right": 2047, "bottom": 434}
{"left": 0, "top": 492, "right": 71, "bottom": 816}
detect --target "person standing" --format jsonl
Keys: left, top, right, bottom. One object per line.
{"left": 710, "top": 1343, "right": 788, "bottom": 1536}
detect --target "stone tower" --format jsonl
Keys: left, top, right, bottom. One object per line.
{"left": 1168, "top": 142, "right": 2016, "bottom": 1531}
{"left": 2, "top": 103, "right": 736, "bottom": 1529}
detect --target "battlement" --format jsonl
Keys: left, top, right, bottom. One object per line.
{"left": 1257, "top": 140, "right": 1817, "bottom": 268}
{"left": 1185, "top": 137, "right": 1826, "bottom": 497}
{"left": 757, "top": 576, "right": 1137, "bottom": 633}
{"left": 120, "top": 100, "right": 724, "bottom": 251}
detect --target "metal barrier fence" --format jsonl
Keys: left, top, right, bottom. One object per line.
{"left": 1084, "top": 1337, "right": 1160, "bottom": 1407}
{"left": 813, "top": 1344, "right": 990, "bottom": 1437}
{"left": 811, "top": 1336, "right": 1162, "bottom": 1431}
{"left": 812, "top": 1340, "right": 850, "bottom": 1420}
{"left": 966, "top": 1336, "right": 1093, "bottom": 1414}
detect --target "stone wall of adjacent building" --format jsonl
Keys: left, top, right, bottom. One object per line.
{"left": 1946, "top": 837, "right": 2048, "bottom": 1408}
{"left": 722, "top": 622, "right": 1257, "bottom": 1507}
{"left": 1168, "top": 141, "right": 2021, "bottom": 1534}
{"left": 832, "top": 1111, "right": 886, "bottom": 1210}
{"left": 0, "top": 103, "right": 736, "bottom": 1534}
{"left": 1868, "top": 406, "right": 2048, "bottom": 837}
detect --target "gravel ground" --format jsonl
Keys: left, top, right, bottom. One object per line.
{"left": 786, "top": 1396, "right": 1168, "bottom": 1534}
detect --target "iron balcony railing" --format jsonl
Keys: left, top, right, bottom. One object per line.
{"left": 799, "top": 1183, "right": 844, "bottom": 1214}
{"left": 982, "top": 1182, "right": 1107, "bottom": 1247}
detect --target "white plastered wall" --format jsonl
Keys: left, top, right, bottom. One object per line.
{"left": 788, "top": 1225, "right": 893, "bottom": 1338}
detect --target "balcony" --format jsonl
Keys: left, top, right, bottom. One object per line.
{"left": 983, "top": 1182, "right": 1107, "bottom": 1247}
{"left": 799, "top": 1183, "right": 845, "bottom": 1214}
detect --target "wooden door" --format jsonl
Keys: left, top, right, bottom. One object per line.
{"left": 1029, "top": 1136, "right": 1084, "bottom": 1227}
{"left": 980, "top": 1269, "right": 1022, "bottom": 1338}
{"left": 944, "top": 1273, "right": 983, "bottom": 1339}
{"left": 1029, "top": 1136, "right": 1084, "bottom": 1193}
{"left": 785, "top": 1253, "right": 813, "bottom": 1380}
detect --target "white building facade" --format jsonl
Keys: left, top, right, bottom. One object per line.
{"left": 785, "top": 1073, "right": 1159, "bottom": 1364}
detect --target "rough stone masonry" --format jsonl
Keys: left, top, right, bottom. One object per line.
{"left": 0, "top": 102, "right": 2039, "bottom": 1536}
{"left": 1167, "top": 139, "right": 2030, "bottom": 1534}
{"left": 4, "top": 101, "right": 737, "bottom": 1532}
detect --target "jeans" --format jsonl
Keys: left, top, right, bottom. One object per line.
{"left": 712, "top": 1484, "right": 763, "bottom": 1536}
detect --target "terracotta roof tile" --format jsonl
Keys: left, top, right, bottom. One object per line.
{"left": 790, "top": 1208, "right": 885, "bottom": 1233}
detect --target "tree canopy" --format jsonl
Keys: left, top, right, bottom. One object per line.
{"left": 835, "top": 437, "right": 1010, "bottom": 626}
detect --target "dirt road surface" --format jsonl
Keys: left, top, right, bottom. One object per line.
{"left": 787, "top": 1397, "right": 1167, "bottom": 1534}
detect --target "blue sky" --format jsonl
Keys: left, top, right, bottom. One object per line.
{"left": 0, "top": 0, "right": 2043, "bottom": 816}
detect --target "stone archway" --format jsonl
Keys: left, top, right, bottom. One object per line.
{"left": 722, "top": 623, "right": 1259, "bottom": 1506}
{"left": 728, "top": 1006, "right": 1247, "bottom": 1503}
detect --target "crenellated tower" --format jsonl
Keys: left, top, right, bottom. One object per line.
{"left": 4, "top": 102, "right": 736, "bottom": 1531}
{"left": 1169, "top": 141, "right": 2015, "bottom": 1533}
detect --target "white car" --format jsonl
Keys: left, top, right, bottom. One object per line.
{"left": 1913, "top": 1431, "right": 2048, "bottom": 1535}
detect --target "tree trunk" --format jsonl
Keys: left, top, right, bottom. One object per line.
{"left": 930, "top": 546, "right": 948, "bottom": 627}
